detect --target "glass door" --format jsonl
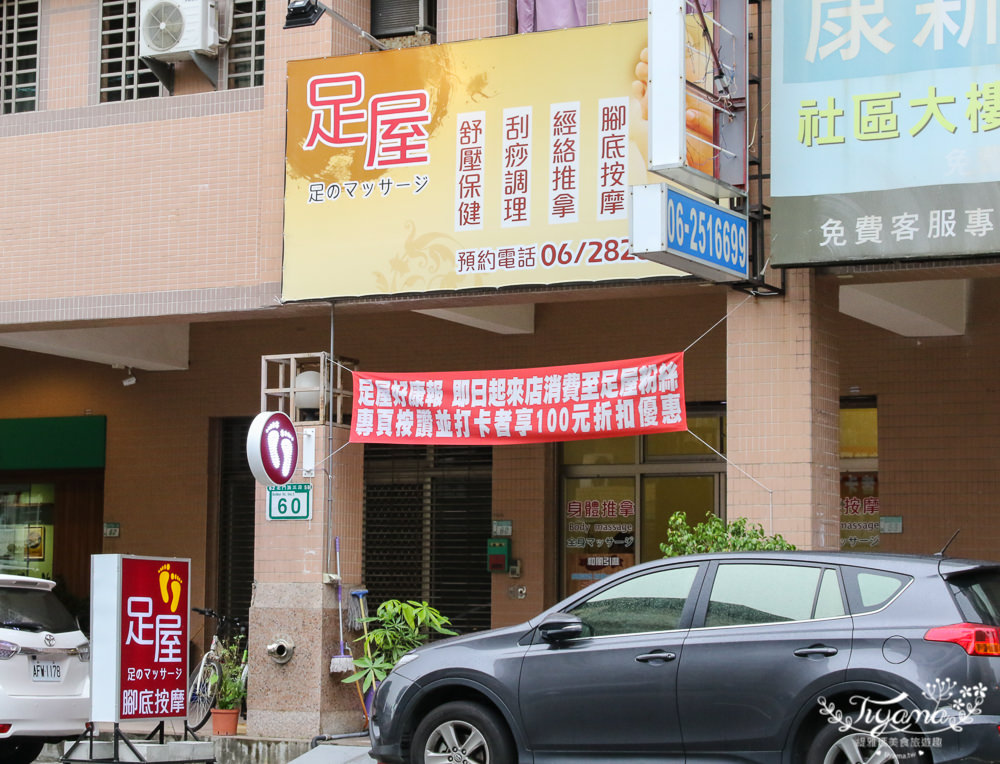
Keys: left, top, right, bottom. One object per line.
{"left": 559, "top": 410, "right": 726, "bottom": 597}
{"left": 640, "top": 475, "right": 719, "bottom": 560}
{"left": 563, "top": 476, "right": 637, "bottom": 595}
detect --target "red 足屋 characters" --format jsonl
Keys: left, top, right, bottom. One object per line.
{"left": 304, "top": 72, "right": 431, "bottom": 170}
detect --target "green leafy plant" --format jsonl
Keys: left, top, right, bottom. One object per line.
{"left": 211, "top": 636, "right": 247, "bottom": 711}
{"left": 343, "top": 599, "right": 456, "bottom": 691}
{"left": 659, "top": 510, "right": 796, "bottom": 557}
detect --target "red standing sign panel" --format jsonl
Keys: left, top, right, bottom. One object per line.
{"left": 118, "top": 557, "right": 189, "bottom": 719}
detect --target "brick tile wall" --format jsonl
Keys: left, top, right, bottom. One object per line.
{"left": 838, "top": 276, "right": 1000, "bottom": 561}
{"left": 726, "top": 269, "right": 841, "bottom": 550}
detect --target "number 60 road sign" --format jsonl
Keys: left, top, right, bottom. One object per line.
{"left": 267, "top": 483, "right": 312, "bottom": 521}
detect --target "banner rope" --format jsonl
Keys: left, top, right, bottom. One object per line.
{"left": 684, "top": 292, "right": 752, "bottom": 353}
{"left": 683, "top": 292, "right": 777, "bottom": 534}
{"left": 684, "top": 294, "right": 777, "bottom": 534}
{"left": 331, "top": 357, "right": 355, "bottom": 374}
{"left": 687, "top": 429, "right": 775, "bottom": 536}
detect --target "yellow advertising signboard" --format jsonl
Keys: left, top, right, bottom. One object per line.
{"left": 283, "top": 21, "right": 681, "bottom": 301}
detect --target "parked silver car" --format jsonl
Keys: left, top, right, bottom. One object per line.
{"left": 0, "top": 575, "right": 90, "bottom": 764}
{"left": 369, "top": 551, "right": 1000, "bottom": 763}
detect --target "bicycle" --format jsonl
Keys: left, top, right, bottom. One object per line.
{"left": 186, "top": 607, "right": 248, "bottom": 733}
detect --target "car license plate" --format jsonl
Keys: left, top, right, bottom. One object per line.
{"left": 31, "top": 659, "right": 61, "bottom": 682}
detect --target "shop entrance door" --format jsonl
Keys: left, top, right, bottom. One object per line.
{"left": 561, "top": 472, "right": 721, "bottom": 596}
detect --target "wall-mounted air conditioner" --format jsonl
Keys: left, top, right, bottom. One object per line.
{"left": 139, "top": 0, "right": 219, "bottom": 61}
{"left": 372, "top": 0, "right": 436, "bottom": 38}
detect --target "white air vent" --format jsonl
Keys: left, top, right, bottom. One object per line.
{"left": 139, "top": 0, "right": 219, "bottom": 61}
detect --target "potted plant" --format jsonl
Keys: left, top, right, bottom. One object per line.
{"left": 344, "top": 599, "right": 456, "bottom": 693}
{"left": 210, "top": 636, "right": 246, "bottom": 736}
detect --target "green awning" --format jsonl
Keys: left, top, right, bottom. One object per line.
{"left": 0, "top": 416, "right": 107, "bottom": 470}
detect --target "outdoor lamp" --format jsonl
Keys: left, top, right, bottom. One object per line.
{"left": 283, "top": 0, "right": 388, "bottom": 49}
{"left": 294, "top": 370, "right": 321, "bottom": 410}
{"left": 284, "top": 0, "right": 324, "bottom": 28}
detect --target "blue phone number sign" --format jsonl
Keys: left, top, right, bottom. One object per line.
{"left": 631, "top": 184, "right": 749, "bottom": 282}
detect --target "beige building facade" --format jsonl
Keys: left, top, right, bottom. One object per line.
{"left": 1, "top": 0, "right": 998, "bottom": 743}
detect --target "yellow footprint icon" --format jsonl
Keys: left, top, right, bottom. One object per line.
{"left": 157, "top": 563, "right": 183, "bottom": 614}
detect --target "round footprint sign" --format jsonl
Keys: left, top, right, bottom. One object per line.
{"left": 247, "top": 411, "right": 299, "bottom": 486}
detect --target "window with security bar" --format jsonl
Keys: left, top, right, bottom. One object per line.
{"left": 227, "top": 0, "right": 264, "bottom": 89}
{"left": 1, "top": 0, "right": 39, "bottom": 114}
{"left": 100, "top": 0, "right": 160, "bottom": 102}
{"left": 363, "top": 445, "right": 492, "bottom": 636}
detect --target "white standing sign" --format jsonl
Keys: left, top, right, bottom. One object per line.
{"left": 90, "top": 554, "right": 190, "bottom": 723}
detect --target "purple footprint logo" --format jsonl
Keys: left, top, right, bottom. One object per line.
{"left": 265, "top": 420, "right": 296, "bottom": 480}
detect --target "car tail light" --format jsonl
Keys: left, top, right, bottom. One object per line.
{"left": 0, "top": 641, "right": 18, "bottom": 660}
{"left": 925, "top": 623, "right": 1000, "bottom": 655}
{"left": 77, "top": 643, "right": 90, "bottom": 662}
{"left": 0, "top": 724, "right": 10, "bottom": 733}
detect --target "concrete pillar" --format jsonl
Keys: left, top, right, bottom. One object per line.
{"left": 726, "top": 270, "right": 840, "bottom": 549}
{"left": 247, "top": 425, "right": 366, "bottom": 738}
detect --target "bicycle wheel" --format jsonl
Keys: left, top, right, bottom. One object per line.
{"left": 186, "top": 658, "right": 221, "bottom": 732}
{"left": 240, "top": 663, "right": 249, "bottom": 717}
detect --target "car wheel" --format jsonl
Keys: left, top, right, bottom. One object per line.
{"left": 807, "top": 719, "right": 909, "bottom": 764}
{"left": 0, "top": 738, "right": 46, "bottom": 764}
{"left": 410, "top": 700, "right": 514, "bottom": 764}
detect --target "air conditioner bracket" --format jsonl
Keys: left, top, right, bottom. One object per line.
{"left": 139, "top": 56, "right": 175, "bottom": 95}
{"left": 189, "top": 51, "right": 218, "bottom": 89}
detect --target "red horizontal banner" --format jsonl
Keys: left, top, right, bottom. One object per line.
{"left": 350, "top": 352, "right": 686, "bottom": 445}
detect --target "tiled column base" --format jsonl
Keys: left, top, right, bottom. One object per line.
{"left": 246, "top": 582, "right": 366, "bottom": 739}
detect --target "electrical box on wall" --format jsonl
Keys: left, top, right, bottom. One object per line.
{"left": 487, "top": 538, "right": 510, "bottom": 573}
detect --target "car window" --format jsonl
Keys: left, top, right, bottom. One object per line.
{"left": 815, "top": 569, "right": 845, "bottom": 618}
{"left": 857, "top": 571, "right": 909, "bottom": 610}
{"left": 948, "top": 570, "right": 1000, "bottom": 626}
{"left": 570, "top": 566, "right": 698, "bottom": 637}
{"left": 705, "top": 564, "right": 845, "bottom": 627}
{"left": 0, "top": 586, "right": 79, "bottom": 634}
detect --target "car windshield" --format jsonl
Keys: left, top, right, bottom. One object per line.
{"left": 949, "top": 569, "right": 1000, "bottom": 626}
{"left": 0, "top": 586, "right": 79, "bottom": 634}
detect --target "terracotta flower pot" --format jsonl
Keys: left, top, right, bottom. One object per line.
{"left": 211, "top": 707, "right": 240, "bottom": 736}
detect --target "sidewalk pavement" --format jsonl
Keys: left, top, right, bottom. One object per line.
{"left": 287, "top": 738, "right": 371, "bottom": 764}
{"left": 40, "top": 721, "right": 375, "bottom": 764}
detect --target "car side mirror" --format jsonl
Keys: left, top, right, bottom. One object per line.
{"left": 538, "top": 613, "right": 584, "bottom": 643}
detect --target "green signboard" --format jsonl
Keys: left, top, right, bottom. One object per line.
{"left": 0, "top": 416, "right": 107, "bottom": 470}
{"left": 267, "top": 484, "right": 312, "bottom": 521}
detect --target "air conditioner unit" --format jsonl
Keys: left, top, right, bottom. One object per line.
{"left": 139, "top": 0, "right": 219, "bottom": 61}
{"left": 372, "top": 0, "right": 436, "bottom": 38}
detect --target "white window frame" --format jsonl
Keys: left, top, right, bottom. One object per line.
{"left": 225, "top": 0, "right": 264, "bottom": 89}
{"left": 99, "top": 0, "right": 160, "bottom": 102}
{"left": 1, "top": 0, "right": 39, "bottom": 114}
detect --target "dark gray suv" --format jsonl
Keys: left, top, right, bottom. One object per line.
{"left": 368, "top": 551, "right": 1000, "bottom": 763}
